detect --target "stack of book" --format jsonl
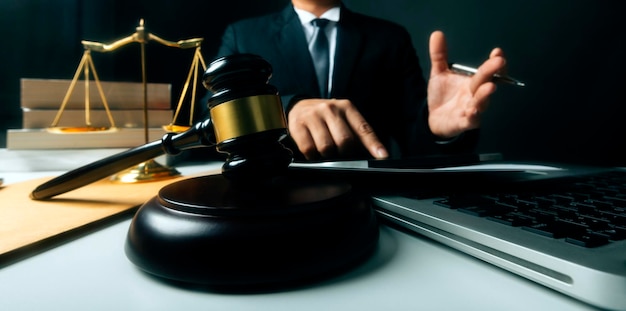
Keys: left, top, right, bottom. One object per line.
{"left": 7, "top": 78, "right": 175, "bottom": 149}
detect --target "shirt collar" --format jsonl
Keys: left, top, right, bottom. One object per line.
{"left": 293, "top": 6, "right": 341, "bottom": 25}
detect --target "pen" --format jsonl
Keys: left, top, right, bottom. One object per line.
{"left": 449, "top": 63, "right": 525, "bottom": 87}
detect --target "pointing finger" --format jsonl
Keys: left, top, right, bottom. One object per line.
{"left": 344, "top": 107, "right": 388, "bottom": 159}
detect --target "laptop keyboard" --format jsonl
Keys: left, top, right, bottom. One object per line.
{"left": 410, "top": 171, "right": 626, "bottom": 248}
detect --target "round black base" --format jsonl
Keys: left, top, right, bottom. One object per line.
{"left": 125, "top": 174, "right": 379, "bottom": 288}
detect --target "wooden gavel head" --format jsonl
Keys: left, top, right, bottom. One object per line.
{"left": 202, "top": 54, "right": 293, "bottom": 184}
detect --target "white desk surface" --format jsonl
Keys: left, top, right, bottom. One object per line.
{"left": 0, "top": 148, "right": 600, "bottom": 311}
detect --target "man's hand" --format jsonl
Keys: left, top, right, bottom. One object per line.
{"left": 287, "top": 98, "right": 389, "bottom": 160}
{"left": 427, "top": 30, "right": 507, "bottom": 139}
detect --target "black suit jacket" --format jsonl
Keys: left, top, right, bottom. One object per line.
{"left": 215, "top": 4, "right": 476, "bottom": 159}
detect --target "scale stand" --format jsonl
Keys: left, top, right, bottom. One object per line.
{"left": 48, "top": 49, "right": 117, "bottom": 133}
{"left": 163, "top": 45, "right": 207, "bottom": 133}
{"left": 78, "top": 19, "right": 208, "bottom": 183}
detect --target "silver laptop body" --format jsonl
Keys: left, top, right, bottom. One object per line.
{"left": 371, "top": 166, "right": 626, "bottom": 311}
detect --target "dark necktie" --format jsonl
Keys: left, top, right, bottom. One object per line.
{"left": 311, "top": 18, "right": 330, "bottom": 98}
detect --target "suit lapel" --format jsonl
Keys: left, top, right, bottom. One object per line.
{"left": 332, "top": 8, "right": 363, "bottom": 98}
{"left": 272, "top": 6, "right": 319, "bottom": 95}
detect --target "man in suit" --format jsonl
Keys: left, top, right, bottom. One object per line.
{"left": 215, "top": 0, "right": 506, "bottom": 161}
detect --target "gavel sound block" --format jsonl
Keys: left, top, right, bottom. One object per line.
{"left": 124, "top": 54, "right": 379, "bottom": 288}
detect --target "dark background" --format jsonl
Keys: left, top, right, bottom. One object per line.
{"left": 1, "top": 0, "right": 624, "bottom": 166}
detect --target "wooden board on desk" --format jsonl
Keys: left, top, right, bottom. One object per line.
{"left": 0, "top": 173, "right": 199, "bottom": 263}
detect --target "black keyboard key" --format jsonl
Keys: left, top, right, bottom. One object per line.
{"left": 566, "top": 233, "right": 610, "bottom": 248}
{"left": 523, "top": 223, "right": 565, "bottom": 238}
{"left": 573, "top": 202, "right": 598, "bottom": 215}
{"left": 579, "top": 215, "right": 611, "bottom": 231}
{"left": 552, "top": 205, "right": 579, "bottom": 219}
{"left": 527, "top": 209, "right": 557, "bottom": 223}
{"left": 568, "top": 192, "right": 592, "bottom": 201}
{"left": 512, "top": 199, "right": 537, "bottom": 210}
{"left": 587, "top": 199, "right": 614, "bottom": 210}
{"left": 599, "top": 211, "right": 626, "bottom": 226}
{"left": 602, "top": 226, "right": 626, "bottom": 241}
{"left": 534, "top": 196, "right": 556, "bottom": 206}
{"left": 458, "top": 202, "right": 516, "bottom": 217}
{"left": 550, "top": 194, "right": 575, "bottom": 204}
{"left": 458, "top": 206, "right": 491, "bottom": 217}
{"left": 487, "top": 214, "right": 534, "bottom": 227}
{"left": 597, "top": 188, "right": 620, "bottom": 197}
{"left": 605, "top": 196, "right": 626, "bottom": 208}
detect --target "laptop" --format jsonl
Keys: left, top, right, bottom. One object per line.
{"left": 291, "top": 155, "right": 626, "bottom": 311}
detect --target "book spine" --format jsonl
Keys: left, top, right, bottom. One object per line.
{"left": 20, "top": 79, "right": 172, "bottom": 110}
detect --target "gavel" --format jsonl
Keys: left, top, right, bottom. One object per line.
{"left": 29, "top": 53, "right": 378, "bottom": 288}
{"left": 30, "top": 54, "right": 294, "bottom": 200}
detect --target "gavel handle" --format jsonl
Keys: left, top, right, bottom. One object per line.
{"left": 30, "top": 119, "right": 216, "bottom": 200}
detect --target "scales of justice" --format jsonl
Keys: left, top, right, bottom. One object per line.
{"left": 31, "top": 49, "right": 379, "bottom": 288}
{"left": 49, "top": 19, "right": 208, "bottom": 183}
